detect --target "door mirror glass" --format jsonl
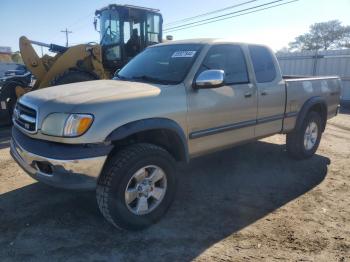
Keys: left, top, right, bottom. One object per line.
{"left": 195, "top": 70, "right": 224, "bottom": 88}
{"left": 93, "top": 17, "right": 99, "bottom": 32}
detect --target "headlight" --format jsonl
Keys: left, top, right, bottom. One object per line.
{"left": 63, "top": 114, "right": 94, "bottom": 137}
{"left": 41, "top": 113, "right": 93, "bottom": 137}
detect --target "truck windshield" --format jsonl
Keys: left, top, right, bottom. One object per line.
{"left": 100, "top": 10, "right": 120, "bottom": 45}
{"left": 117, "top": 44, "right": 202, "bottom": 85}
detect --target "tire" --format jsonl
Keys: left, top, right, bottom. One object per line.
{"left": 96, "top": 143, "right": 177, "bottom": 230}
{"left": 286, "top": 111, "right": 323, "bottom": 159}
{"left": 50, "top": 70, "right": 98, "bottom": 86}
{"left": 0, "top": 81, "right": 19, "bottom": 123}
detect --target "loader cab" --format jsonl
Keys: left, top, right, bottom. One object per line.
{"left": 95, "top": 4, "right": 163, "bottom": 72}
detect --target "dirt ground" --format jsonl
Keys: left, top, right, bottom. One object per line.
{"left": 0, "top": 113, "right": 349, "bottom": 262}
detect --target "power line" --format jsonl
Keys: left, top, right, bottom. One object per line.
{"left": 71, "top": 20, "right": 95, "bottom": 34}
{"left": 164, "top": 0, "right": 298, "bottom": 33}
{"left": 63, "top": 0, "right": 113, "bottom": 32}
{"left": 60, "top": 28, "right": 73, "bottom": 47}
{"left": 67, "top": 11, "right": 95, "bottom": 30}
{"left": 164, "top": 0, "right": 287, "bottom": 32}
{"left": 49, "top": 12, "right": 95, "bottom": 43}
{"left": 164, "top": 0, "right": 259, "bottom": 27}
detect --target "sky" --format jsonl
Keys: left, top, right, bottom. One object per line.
{"left": 1, "top": 0, "right": 350, "bottom": 54}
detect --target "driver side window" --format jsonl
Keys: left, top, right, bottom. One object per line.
{"left": 200, "top": 45, "right": 249, "bottom": 84}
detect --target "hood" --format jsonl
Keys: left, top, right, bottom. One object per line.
{"left": 16, "top": 79, "right": 187, "bottom": 145}
{"left": 20, "top": 80, "right": 162, "bottom": 109}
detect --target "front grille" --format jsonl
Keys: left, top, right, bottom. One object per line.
{"left": 13, "top": 102, "right": 37, "bottom": 132}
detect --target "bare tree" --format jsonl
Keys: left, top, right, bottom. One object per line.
{"left": 289, "top": 20, "right": 350, "bottom": 51}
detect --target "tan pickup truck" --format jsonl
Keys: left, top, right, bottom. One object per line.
{"left": 10, "top": 39, "right": 341, "bottom": 230}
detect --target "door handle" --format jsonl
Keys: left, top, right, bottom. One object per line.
{"left": 261, "top": 91, "right": 268, "bottom": 96}
{"left": 244, "top": 92, "right": 252, "bottom": 98}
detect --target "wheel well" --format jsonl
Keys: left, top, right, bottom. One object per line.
{"left": 309, "top": 103, "right": 327, "bottom": 131}
{"left": 110, "top": 129, "right": 188, "bottom": 162}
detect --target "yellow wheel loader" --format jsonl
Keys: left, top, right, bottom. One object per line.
{"left": 0, "top": 4, "right": 163, "bottom": 124}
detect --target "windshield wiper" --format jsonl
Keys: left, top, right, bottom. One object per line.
{"left": 114, "top": 73, "right": 128, "bottom": 80}
{"left": 131, "top": 75, "right": 176, "bottom": 85}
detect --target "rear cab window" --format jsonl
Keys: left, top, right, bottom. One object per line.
{"left": 248, "top": 45, "right": 276, "bottom": 83}
{"left": 199, "top": 44, "right": 249, "bottom": 84}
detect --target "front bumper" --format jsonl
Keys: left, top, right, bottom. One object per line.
{"left": 10, "top": 128, "right": 112, "bottom": 190}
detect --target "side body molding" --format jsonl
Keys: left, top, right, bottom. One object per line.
{"left": 106, "top": 118, "right": 189, "bottom": 162}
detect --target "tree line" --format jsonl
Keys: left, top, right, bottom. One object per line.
{"left": 278, "top": 20, "right": 350, "bottom": 54}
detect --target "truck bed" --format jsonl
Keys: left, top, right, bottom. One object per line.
{"left": 282, "top": 75, "right": 341, "bottom": 132}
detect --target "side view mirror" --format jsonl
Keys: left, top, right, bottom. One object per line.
{"left": 93, "top": 17, "right": 100, "bottom": 32}
{"left": 194, "top": 69, "right": 225, "bottom": 89}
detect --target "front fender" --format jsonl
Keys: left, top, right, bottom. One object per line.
{"left": 106, "top": 118, "right": 189, "bottom": 162}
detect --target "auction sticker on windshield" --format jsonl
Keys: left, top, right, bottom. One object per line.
{"left": 172, "top": 51, "right": 197, "bottom": 58}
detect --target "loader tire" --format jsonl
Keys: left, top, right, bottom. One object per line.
{"left": 0, "top": 81, "right": 19, "bottom": 123}
{"left": 50, "top": 70, "right": 98, "bottom": 86}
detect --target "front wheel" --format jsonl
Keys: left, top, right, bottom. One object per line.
{"left": 96, "top": 143, "right": 177, "bottom": 230}
{"left": 286, "top": 111, "right": 323, "bottom": 159}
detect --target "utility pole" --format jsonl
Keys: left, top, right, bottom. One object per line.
{"left": 60, "top": 28, "right": 72, "bottom": 47}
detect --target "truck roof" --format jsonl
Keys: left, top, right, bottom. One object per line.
{"left": 157, "top": 38, "right": 269, "bottom": 48}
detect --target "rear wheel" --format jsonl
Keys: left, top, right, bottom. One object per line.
{"left": 96, "top": 143, "right": 177, "bottom": 230}
{"left": 286, "top": 111, "right": 323, "bottom": 159}
{"left": 50, "top": 70, "right": 98, "bottom": 86}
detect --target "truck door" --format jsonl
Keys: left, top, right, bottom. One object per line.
{"left": 188, "top": 44, "right": 257, "bottom": 156}
{"left": 248, "top": 45, "right": 286, "bottom": 137}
